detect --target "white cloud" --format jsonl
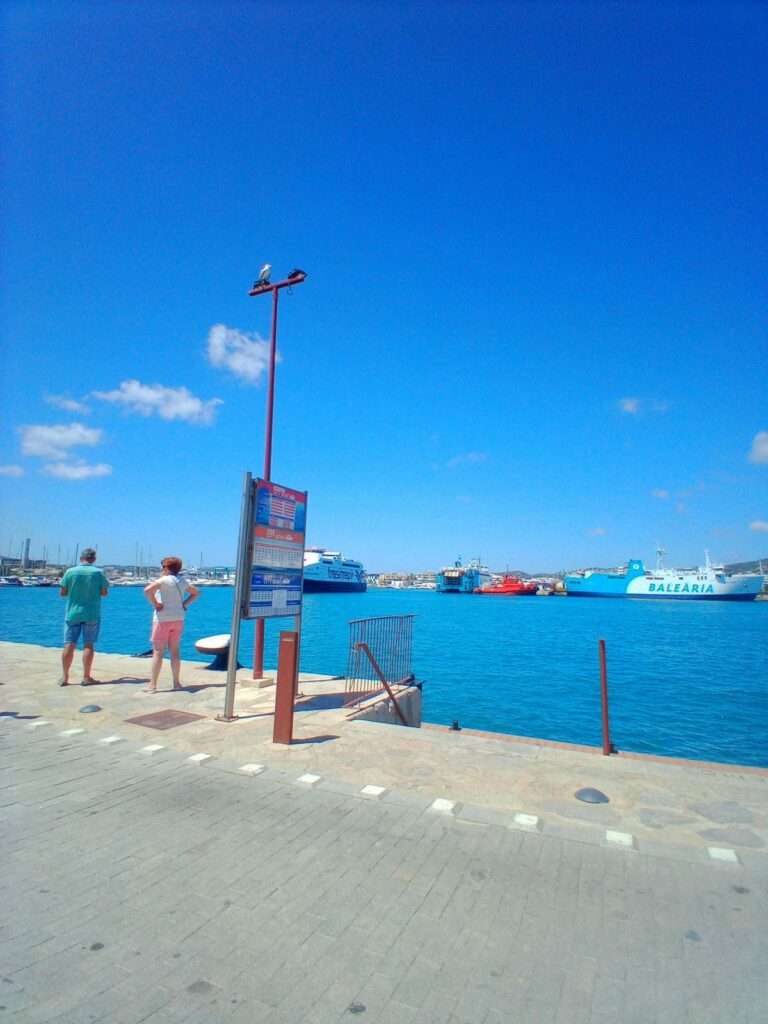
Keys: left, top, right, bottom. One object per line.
{"left": 618, "top": 397, "right": 640, "bottom": 414}
{"left": 41, "top": 461, "right": 112, "bottom": 480}
{"left": 618, "top": 397, "right": 669, "bottom": 415}
{"left": 207, "top": 324, "right": 275, "bottom": 384}
{"left": 19, "top": 422, "right": 103, "bottom": 459}
{"left": 446, "top": 451, "right": 488, "bottom": 469}
{"left": 588, "top": 527, "right": 606, "bottom": 536}
{"left": 0, "top": 464, "right": 25, "bottom": 477}
{"left": 748, "top": 431, "right": 768, "bottom": 464}
{"left": 44, "top": 393, "right": 91, "bottom": 414}
{"left": 91, "top": 380, "right": 222, "bottom": 425}
{"left": 749, "top": 520, "right": 768, "bottom": 533}
{"left": 651, "top": 489, "right": 669, "bottom": 500}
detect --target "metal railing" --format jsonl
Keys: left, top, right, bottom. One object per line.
{"left": 345, "top": 614, "right": 415, "bottom": 715}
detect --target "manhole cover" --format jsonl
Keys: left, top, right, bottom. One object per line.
{"left": 575, "top": 787, "right": 610, "bottom": 804}
{"left": 125, "top": 709, "right": 206, "bottom": 731}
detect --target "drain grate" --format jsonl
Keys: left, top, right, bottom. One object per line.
{"left": 125, "top": 709, "right": 206, "bottom": 731}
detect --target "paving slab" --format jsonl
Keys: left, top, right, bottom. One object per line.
{"left": 1, "top": 641, "right": 767, "bottom": 862}
{"left": 0, "top": 727, "right": 760, "bottom": 1019}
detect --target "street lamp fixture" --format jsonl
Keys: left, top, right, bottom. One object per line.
{"left": 249, "top": 267, "right": 306, "bottom": 297}
{"left": 249, "top": 266, "right": 308, "bottom": 678}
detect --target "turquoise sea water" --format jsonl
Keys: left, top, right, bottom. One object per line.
{"left": 2, "top": 587, "right": 766, "bottom": 767}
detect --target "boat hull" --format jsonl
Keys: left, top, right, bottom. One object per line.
{"left": 565, "top": 557, "right": 764, "bottom": 601}
{"left": 303, "top": 578, "right": 366, "bottom": 593}
{"left": 475, "top": 589, "right": 537, "bottom": 596}
{"left": 566, "top": 590, "right": 759, "bottom": 601}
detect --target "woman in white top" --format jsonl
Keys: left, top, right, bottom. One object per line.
{"left": 143, "top": 556, "right": 200, "bottom": 692}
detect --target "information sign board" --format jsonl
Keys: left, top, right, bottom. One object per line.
{"left": 246, "top": 479, "right": 307, "bottom": 619}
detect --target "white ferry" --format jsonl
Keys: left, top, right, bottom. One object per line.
{"left": 565, "top": 549, "right": 764, "bottom": 601}
{"left": 435, "top": 558, "right": 492, "bottom": 594}
{"left": 303, "top": 548, "right": 367, "bottom": 593}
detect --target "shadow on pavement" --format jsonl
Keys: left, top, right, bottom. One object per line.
{"left": 294, "top": 691, "right": 349, "bottom": 712}
{"left": 81, "top": 676, "right": 149, "bottom": 686}
{"left": 289, "top": 734, "right": 340, "bottom": 745}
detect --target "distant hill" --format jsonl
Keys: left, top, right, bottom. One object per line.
{"left": 725, "top": 558, "right": 768, "bottom": 575}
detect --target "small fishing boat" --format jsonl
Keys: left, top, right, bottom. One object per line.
{"left": 474, "top": 574, "right": 538, "bottom": 596}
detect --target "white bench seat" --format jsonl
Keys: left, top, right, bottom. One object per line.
{"left": 194, "top": 634, "right": 239, "bottom": 670}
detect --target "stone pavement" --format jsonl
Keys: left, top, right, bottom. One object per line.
{"left": 2, "top": 642, "right": 767, "bottom": 864}
{"left": 2, "top": 712, "right": 768, "bottom": 1024}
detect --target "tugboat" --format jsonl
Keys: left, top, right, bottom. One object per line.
{"left": 436, "top": 558, "right": 491, "bottom": 594}
{"left": 474, "top": 574, "right": 538, "bottom": 596}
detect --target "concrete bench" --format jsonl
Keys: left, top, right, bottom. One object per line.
{"left": 194, "top": 633, "right": 241, "bottom": 671}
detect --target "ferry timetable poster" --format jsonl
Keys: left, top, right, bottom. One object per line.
{"left": 247, "top": 479, "right": 307, "bottom": 619}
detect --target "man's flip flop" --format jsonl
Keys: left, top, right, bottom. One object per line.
{"left": 57, "top": 678, "right": 68, "bottom": 687}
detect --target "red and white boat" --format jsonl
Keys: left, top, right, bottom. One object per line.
{"left": 474, "top": 574, "right": 538, "bottom": 596}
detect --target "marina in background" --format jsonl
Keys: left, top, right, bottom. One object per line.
{"left": 1, "top": 547, "right": 765, "bottom": 598}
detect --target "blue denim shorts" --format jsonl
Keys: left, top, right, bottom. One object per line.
{"left": 64, "top": 621, "right": 100, "bottom": 646}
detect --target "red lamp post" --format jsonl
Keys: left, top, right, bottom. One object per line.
{"left": 249, "top": 268, "right": 307, "bottom": 678}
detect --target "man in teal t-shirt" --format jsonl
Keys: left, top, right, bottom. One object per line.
{"left": 59, "top": 548, "right": 109, "bottom": 686}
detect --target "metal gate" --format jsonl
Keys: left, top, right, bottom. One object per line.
{"left": 345, "top": 614, "right": 415, "bottom": 711}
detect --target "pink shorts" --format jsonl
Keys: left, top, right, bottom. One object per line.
{"left": 151, "top": 619, "right": 184, "bottom": 649}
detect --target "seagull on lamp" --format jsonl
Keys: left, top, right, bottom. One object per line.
{"left": 254, "top": 263, "right": 272, "bottom": 287}
{"left": 287, "top": 268, "right": 306, "bottom": 281}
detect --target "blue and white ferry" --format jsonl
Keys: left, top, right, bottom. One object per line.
{"left": 303, "top": 549, "right": 367, "bottom": 593}
{"left": 436, "top": 558, "right": 492, "bottom": 594}
{"left": 565, "top": 549, "right": 764, "bottom": 601}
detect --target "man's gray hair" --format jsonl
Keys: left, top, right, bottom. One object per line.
{"left": 81, "top": 548, "right": 97, "bottom": 562}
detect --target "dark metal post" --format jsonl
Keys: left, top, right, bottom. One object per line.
{"left": 249, "top": 272, "right": 305, "bottom": 680}
{"left": 263, "top": 285, "right": 279, "bottom": 480}
{"left": 599, "top": 638, "right": 612, "bottom": 755}
{"left": 217, "top": 472, "right": 253, "bottom": 722}
{"left": 253, "top": 287, "right": 279, "bottom": 680}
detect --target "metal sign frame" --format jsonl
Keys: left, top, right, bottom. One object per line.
{"left": 247, "top": 478, "right": 307, "bottom": 619}
{"left": 219, "top": 473, "right": 307, "bottom": 722}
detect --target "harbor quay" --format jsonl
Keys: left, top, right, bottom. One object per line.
{"left": 2, "top": 641, "right": 767, "bottom": 1023}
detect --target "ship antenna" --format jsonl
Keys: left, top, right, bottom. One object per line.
{"left": 704, "top": 548, "right": 711, "bottom": 570}
{"left": 655, "top": 545, "right": 665, "bottom": 571}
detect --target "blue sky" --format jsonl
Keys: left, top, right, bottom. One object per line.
{"left": 2, "top": 1, "right": 766, "bottom": 573}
